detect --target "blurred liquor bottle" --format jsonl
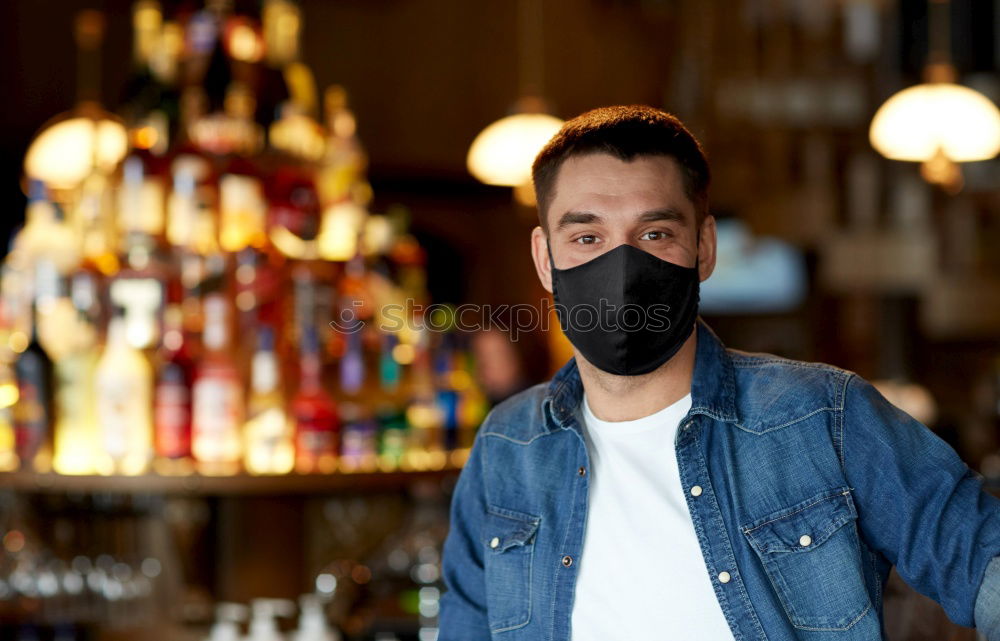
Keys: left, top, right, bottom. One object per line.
{"left": 317, "top": 86, "right": 366, "bottom": 207}
{"left": 375, "top": 332, "right": 408, "bottom": 469}
{"left": 0, "top": 358, "right": 18, "bottom": 472}
{"left": 244, "top": 326, "right": 294, "bottom": 475}
{"left": 264, "top": 0, "right": 325, "bottom": 261}
{"left": 405, "top": 325, "right": 445, "bottom": 462}
{"left": 51, "top": 270, "right": 102, "bottom": 476}
{"left": 119, "top": 0, "right": 180, "bottom": 160}
{"left": 262, "top": 0, "right": 324, "bottom": 168}
{"left": 453, "top": 346, "right": 488, "bottom": 450}
{"left": 220, "top": 85, "right": 285, "bottom": 353}
{"left": 112, "top": 232, "right": 172, "bottom": 353}
{"left": 13, "top": 182, "right": 81, "bottom": 279}
{"left": 433, "top": 334, "right": 460, "bottom": 452}
{"left": 169, "top": 88, "right": 222, "bottom": 339}
{"left": 290, "top": 256, "right": 335, "bottom": 357}
{"left": 336, "top": 251, "right": 380, "bottom": 470}
{"left": 72, "top": 159, "right": 119, "bottom": 278}
{"left": 113, "top": 150, "right": 173, "bottom": 352}
{"left": 34, "top": 250, "right": 79, "bottom": 366}
{"left": 255, "top": 0, "right": 292, "bottom": 129}
{"left": 153, "top": 303, "right": 195, "bottom": 474}
{"left": 217, "top": 83, "right": 266, "bottom": 253}
{"left": 13, "top": 300, "right": 53, "bottom": 471}
{"left": 117, "top": 137, "right": 168, "bottom": 246}
{"left": 314, "top": 87, "right": 368, "bottom": 262}
{"left": 112, "top": 0, "right": 184, "bottom": 355}
{"left": 293, "top": 326, "right": 338, "bottom": 474}
{"left": 1, "top": 240, "right": 34, "bottom": 363}
{"left": 167, "top": 90, "right": 213, "bottom": 252}
{"left": 194, "top": 0, "right": 238, "bottom": 159}
{"left": 192, "top": 293, "right": 243, "bottom": 475}
{"left": 95, "top": 308, "right": 154, "bottom": 475}
{"left": 338, "top": 319, "right": 377, "bottom": 471}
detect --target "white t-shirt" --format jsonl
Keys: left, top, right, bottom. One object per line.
{"left": 570, "top": 393, "right": 736, "bottom": 641}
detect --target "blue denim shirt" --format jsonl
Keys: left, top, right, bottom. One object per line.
{"left": 440, "top": 319, "right": 1000, "bottom": 640}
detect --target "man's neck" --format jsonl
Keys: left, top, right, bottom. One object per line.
{"left": 578, "top": 330, "right": 697, "bottom": 422}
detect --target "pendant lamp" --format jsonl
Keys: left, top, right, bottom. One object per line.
{"left": 869, "top": 0, "right": 1000, "bottom": 192}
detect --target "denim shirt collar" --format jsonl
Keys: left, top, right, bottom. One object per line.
{"left": 541, "top": 317, "right": 739, "bottom": 434}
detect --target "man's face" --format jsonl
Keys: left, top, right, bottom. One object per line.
{"left": 531, "top": 153, "right": 716, "bottom": 293}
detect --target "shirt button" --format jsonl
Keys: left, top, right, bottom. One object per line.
{"left": 578, "top": 466, "right": 586, "bottom": 476}
{"left": 490, "top": 537, "right": 500, "bottom": 549}
{"left": 562, "top": 555, "right": 574, "bottom": 567}
{"left": 799, "top": 534, "right": 812, "bottom": 547}
{"left": 690, "top": 485, "right": 703, "bottom": 497}
{"left": 718, "top": 571, "right": 731, "bottom": 584}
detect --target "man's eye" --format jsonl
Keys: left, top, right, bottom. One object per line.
{"left": 575, "top": 235, "right": 599, "bottom": 245}
{"left": 641, "top": 230, "right": 671, "bottom": 241}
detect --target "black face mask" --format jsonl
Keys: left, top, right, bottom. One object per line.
{"left": 549, "top": 243, "right": 700, "bottom": 376}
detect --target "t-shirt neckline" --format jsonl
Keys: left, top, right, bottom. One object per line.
{"left": 582, "top": 392, "right": 693, "bottom": 437}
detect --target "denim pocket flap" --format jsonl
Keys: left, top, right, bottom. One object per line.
{"left": 744, "top": 488, "right": 856, "bottom": 555}
{"left": 482, "top": 506, "right": 540, "bottom": 633}
{"left": 483, "top": 507, "right": 540, "bottom": 553}
{"left": 741, "top": 487, "right": 871, "bottom": 631}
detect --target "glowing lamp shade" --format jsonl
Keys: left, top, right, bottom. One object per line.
{"left": 24, "top": 116, "right": 128, "bottom": 190}
{"left": 869, "top": 83, "right": 1000, "bottom": 162}
{"left": 467, "top": 113, "right": 564, "bottom": 186}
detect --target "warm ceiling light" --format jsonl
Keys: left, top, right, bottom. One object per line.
{"left": 870, "top": 80, "right": 1000, "bottom": 163}
{"left": 869, "top": 0, "right": 1000, "bottom": 191}
{"left": 467, "top": 111, "right": 564, "bottom": 187}
{"left": 23, "top": 109, "right": 128, "bottom": 190}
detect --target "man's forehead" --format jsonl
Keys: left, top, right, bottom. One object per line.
{"left": 549, "top": 154, "right": 683, "bottom": 201}
{"left": 547, "top": 155, "right": 693, "bottom": 222}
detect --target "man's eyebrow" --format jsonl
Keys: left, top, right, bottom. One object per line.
{"left": 556, "top": 211, "right": 604, "bottom": 230}
{"left": 638, "top": 208, "right": 687, "bottom": 225}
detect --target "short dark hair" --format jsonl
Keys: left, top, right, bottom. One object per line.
{"left": 531, "top": 105, "right": 710, "bottom": 231}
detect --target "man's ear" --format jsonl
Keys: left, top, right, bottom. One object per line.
{"left": 697, "top": 214, "right": 717, "bottom": 282}
{"left": 530, "top": 226, "right": 553, "bottom": 294}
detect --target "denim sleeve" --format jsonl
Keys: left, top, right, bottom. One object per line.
{"left": 439, "top": 429, "right": 491, "bottom": 641}
{"left": 977, "top": 556, "right": 1000, "bottom": 641}
{"left": 843, "top": 374, "right": 1000, "bottom": 628}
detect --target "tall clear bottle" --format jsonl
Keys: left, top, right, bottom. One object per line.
{"left": 192, "top": 294, "right": 243, "bottom": 475}
{"left": 95, "top": 308, "right": 154, "bottom": 475}
{"left": 52, "top": 276, "right": 102, "bottom": 476}
{"left": 243, "top": 327, "right": 293, "bottom": 475}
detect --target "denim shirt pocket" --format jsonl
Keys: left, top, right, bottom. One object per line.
{"left": 481, "top": 505, "right": 541, "bottom": 634}
{"left": 742, "top": 487, "right": 872, "bottom": 632}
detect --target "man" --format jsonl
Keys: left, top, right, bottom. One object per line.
{"left": 439, "top": 105, "right": 1000, "bottom": 640}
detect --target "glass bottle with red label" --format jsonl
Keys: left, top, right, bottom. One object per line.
{"left": 154, "top": 303, "right": 194, "bottom": 473}
{"left": 292, "top": 326, "right": 338, "bottom": 474}
{"left": 192, "top": 293, "right": 243, "bottom": 475}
